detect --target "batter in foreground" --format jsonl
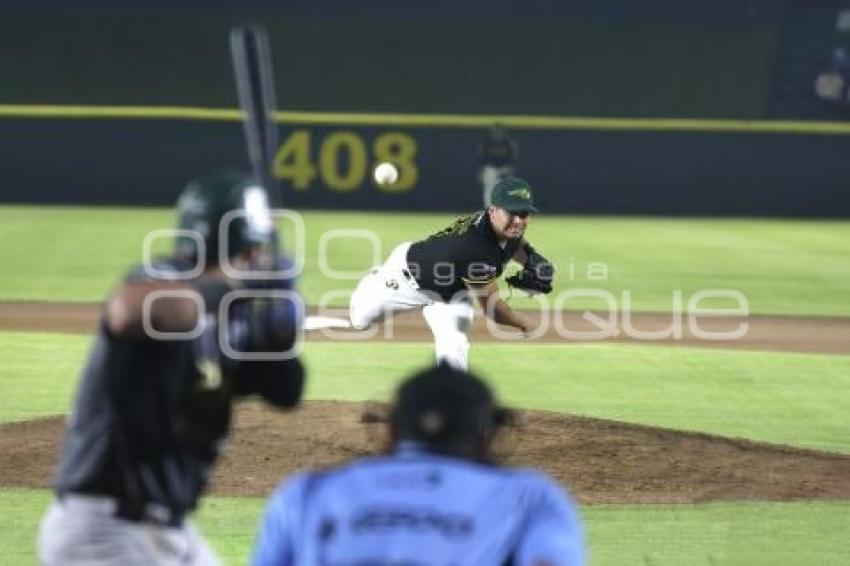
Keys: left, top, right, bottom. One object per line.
{"left": 38, "top": 171, "right": 305, "bottom": 565}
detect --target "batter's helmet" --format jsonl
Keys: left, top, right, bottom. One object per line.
{"left": 174, "top": 170, "right": 276, "bottom": 262}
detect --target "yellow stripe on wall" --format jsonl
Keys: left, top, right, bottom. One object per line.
{"left": 2, "top": 104, "right": 850, "bottom": 135}
{"left": 0, "top": 105, "right": 242, "bottom": 121}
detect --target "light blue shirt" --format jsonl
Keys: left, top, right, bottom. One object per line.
{"left": 252, "top": 444, "right": 584, "bottom": 565}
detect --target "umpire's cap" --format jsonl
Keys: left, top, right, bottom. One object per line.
{"left": 490, "top": 176, "right": 538, "bottom": 213}
{"left": 174, "top": 170, "right": 276, "bottom": 263}
{"left": 390, "top": 363, "right": 509, "bottom": 451}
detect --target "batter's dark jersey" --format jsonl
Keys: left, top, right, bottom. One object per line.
{"left": 54, "top": 260, "right": 304, "bottom": 524}
{"left": 406, "top": 211, "right": 522, "bottom": 302}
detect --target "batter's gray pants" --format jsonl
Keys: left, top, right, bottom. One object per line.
{"left": 38, "top": 495, "right": 221, "bottom": 565}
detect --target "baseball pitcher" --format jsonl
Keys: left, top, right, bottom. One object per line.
{"left": 349, "top": 177, "right": 555, "bottom": 369}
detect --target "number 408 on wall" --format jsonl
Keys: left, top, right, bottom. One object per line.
{"left": 273, "top": 130, "right": 418, "bottom": 192}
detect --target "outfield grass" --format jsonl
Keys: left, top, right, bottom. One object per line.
{"left": 4, "top": 331, "right": 849, "bottom": 453}
{"left": 582, "top": 500, "right": 850, "bottom": 566}
{"left": 2, "top": 206, "right": 848, "bottom": 564}
{"left": 1, "top": 206, "right": 849, "bottom": 315}
{"left": 3, "top": 488, "right": 848, "bottom": 566}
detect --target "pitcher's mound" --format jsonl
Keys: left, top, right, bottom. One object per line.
{"left": 2, "top": 401, "right": 849, "bottom": 504}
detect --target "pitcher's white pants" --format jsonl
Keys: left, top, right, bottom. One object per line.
{"left": 349, "top": 242, "right": 474, "bottom": 370}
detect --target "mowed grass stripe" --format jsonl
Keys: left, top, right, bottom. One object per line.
{"left": 2, "top": 332, "right": 848, "bottom": 453}
{"left": 1, "top": 206, "right": 849, "bottom": 315}
{"left": 2, "top": 488, "right": 848, "bottom": 566}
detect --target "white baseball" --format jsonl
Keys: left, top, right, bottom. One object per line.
{"left": 373, "top": 162, "right": 399, "bottom": 185}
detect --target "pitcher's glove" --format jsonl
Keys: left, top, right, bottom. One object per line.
{"left": 505, "top": 246, "right": 555, "bottom": 294}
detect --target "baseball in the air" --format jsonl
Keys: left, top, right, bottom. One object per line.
{"left": 373, "top": 162, "right": 399, "bottom": 185}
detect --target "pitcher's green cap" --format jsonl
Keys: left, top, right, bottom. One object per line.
{"left": 491, "top": 177, "right": 538, "bottom": 213}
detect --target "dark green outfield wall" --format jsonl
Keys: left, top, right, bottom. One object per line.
{"left": 8, "top": 2, "right": 844, "bottom": 216}
{"left": 3, "top": 117, "right": 848, "bottom": 217}
{"left": 1, "top": 7, "right": 778, "bottom": 118}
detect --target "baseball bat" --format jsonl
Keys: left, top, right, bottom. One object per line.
{"left": 229, "top": 25, "right": 281, "bottom": 208}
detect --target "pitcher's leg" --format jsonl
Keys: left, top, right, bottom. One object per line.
{"left": 350, "top": 243, "right": 428, "bottom": 331}
{"left": 422, "top": 301, "right": 474, "bottom": 370}
{"left": 349, "top": 269, "right": 384, "bottom": 330}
